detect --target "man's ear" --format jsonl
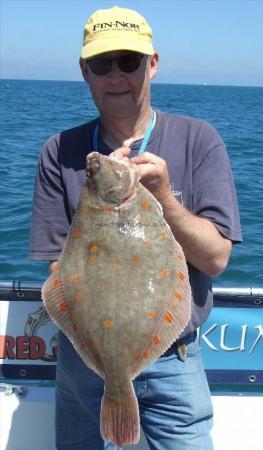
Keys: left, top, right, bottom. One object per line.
{"left": 149, "top": 51, "right": 159, "bottom": 81}
{"left": 79, "top": 57, "right": 89, "bottom": 84}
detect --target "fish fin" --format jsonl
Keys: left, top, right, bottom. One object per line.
{"left": 100, "top": 381, "right": 140, "bottom": 447}
{"left": 131, "top": 257, "right": 192, "bottom": 379}
{"left": 42, "top": 269, "right": 67, "bottom": 324}
{"left": 42, "top": 269, "right": 104, "bottom": 379}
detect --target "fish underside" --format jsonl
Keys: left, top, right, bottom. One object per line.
{"left": 42, "top": 152, "right": 191, "bottom": 447}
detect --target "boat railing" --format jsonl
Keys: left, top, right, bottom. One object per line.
{"left": 0, "top": 281, "right": 263, "bottom": 305}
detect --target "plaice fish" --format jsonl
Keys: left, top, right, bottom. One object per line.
{"left": 42, "top": 152, "right": 191, "bottom": 447}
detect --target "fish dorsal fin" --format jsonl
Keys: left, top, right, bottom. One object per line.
{"left": 42, "top": 268, "right": 104, "bottom": 379}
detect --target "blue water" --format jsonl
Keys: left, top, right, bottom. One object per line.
{"left": 0, "top": 79, "right": 262, "bottom": 286}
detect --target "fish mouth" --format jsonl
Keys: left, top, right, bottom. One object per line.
{"left": 86, "top": 156, "right": 101, "bottom": 178}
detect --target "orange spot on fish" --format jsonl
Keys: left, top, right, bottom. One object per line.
{"left": 91, "top": 341, "right": 97, "bottom": 349}
{"left": 132, "top": 351, "right": 140, "bottom": 359}
{"left": 143, "top": 239, "right": 150, "bottom": 246}
{"left": 98, "top": 281, "right": 105, "bottom": 289}
{"left": 164, "top": 312, "right": 173, "bottom": 323}
{"left": 113, "top": 258, "right": 121, "bottom": 265}
{"left": 161, "top": 271, "right": 169, "bottom": 279}
{"left": 90, "top": 307, "right": 99, "bottom": 316}
{"left": 74, "top": 294, "right": 83, "bottom": 302}
{"left": 104, "top": 320, "right": 113, "bottom": 329}
{"left": 178, "top": 271, "right": 185, "bottom": 281}
{"left": 103, "top": 206, "right": 112, "bottom": 213}
{"left": 91, "top": 207, "right": 98, "bottom": 213}
{"left": 79, "top": 205, "right": 85, "bottom": 214}
{"left": 142, "top": 201, "right": 149, "bottom": 209}
{"left": 122, "top": 335, "right": 131, "bottom": 343}
{"left": 59, "top": 301, "right": 68, "bottom": 312}
{"left": 72, "top": 322, "right": 78, "bottom": 333}
{"left": 178, "top": 254, "right": 184, "bottom": 261}
{"left": 88, "top": 257, "right": 97, "bottom": 265}
{"left": 70, "top": 274, "right": 80, "bottom": 283}
{"left": 174, "top": 291, "right": 182, "bottom": 301}
{"left": 160, "top": 231, "right": 168, "bottom": 238}
{"left": 53, "top": 278, "right": 62, "bottom": 287}
{"left": 91, "top": 243, "right": 98, "bottom": 253}
{"left": 72, "top": 230, "right": 81, "bottom": 238}
{"left": 148, "top": 311, "right": 157, "bottom": 318}
{"left": 132, "top": 258, "right": 140, "bottom": 265}
{"left": 152, "top": 336, "right": 160, "bottom": 345}
{"left": 124, "top": 280, "right": 133, "bottom": 289}
{"left": 80, "top": 341, "right": 85, "bottom": 349}
{"left": 143, "top": 351, "right": 148, "bottom": 359}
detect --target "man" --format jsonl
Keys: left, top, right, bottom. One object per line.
{"left": 30, "top": 6, "right": 242, "bottom": 450}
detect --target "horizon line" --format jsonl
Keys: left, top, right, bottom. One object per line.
{"left": 1, "top": 77, "right": 262, "bottom": 89}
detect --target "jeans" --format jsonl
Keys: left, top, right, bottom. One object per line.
{"left": 56, "top": 332, "right": 213, "bottom": 450}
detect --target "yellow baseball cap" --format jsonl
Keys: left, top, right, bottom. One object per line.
{"left": 81, "top": 6, "right": 154, "bottom": 59}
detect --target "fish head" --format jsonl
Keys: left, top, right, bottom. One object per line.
{"left": 86, "top": 152, "right": 141, "bottom": 205}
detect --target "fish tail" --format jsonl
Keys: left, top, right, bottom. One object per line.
{"left": 100, "top": 381, "right": 140, "bottom": 447}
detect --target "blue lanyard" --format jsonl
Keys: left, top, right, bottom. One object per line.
{"left": 92, "top": 109, "right": 155, "bottom": 154}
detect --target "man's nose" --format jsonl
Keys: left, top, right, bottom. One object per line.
{"left": 108, "top": 60, "right": 123, "bottom": 78}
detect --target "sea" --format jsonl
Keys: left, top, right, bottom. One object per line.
{"left": 0, "top": 79, "right": 262, "bottom": 288}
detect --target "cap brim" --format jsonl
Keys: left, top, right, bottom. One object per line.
{"left": 81, "top": 37, "right": 154, "bottom": 59}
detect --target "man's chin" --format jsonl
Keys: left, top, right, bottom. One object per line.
{"left": 102, "top": 104, "right": 137, "bottom": 119}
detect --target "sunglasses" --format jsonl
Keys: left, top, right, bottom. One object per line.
{"left": 85, "top": 52, "right": 144, "bottom": 76}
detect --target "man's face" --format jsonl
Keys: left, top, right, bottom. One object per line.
{"left": 80, "top": 50, "right": 159, "bottom": 119}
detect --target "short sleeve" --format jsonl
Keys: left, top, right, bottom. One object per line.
{"left": 192, "top": 122, "right": 242, "bottom": 243}
{"left": 29, "top": 135, "right": 70, "bottom": 260}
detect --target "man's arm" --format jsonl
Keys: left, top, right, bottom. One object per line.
{"left": 131, "top": 151, "right": 232, "bottom": 278}
{"left": 160, "top": 193, "right": 232, "bottom": 277}
{"left": 29, "top": 135, "right": 70, "bottom": 262}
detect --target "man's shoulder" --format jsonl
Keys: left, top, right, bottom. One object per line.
{"left": 39, "top": 119, "right": 97, "bottom": 166}
{"left": 158, "top": 110, "right": 214, "bottom": 131}
{"left": 157, "top": 110, "right": 223, "bottom": 144}
{"left": 44, "top": 119, "right": 97, "bottom": 148}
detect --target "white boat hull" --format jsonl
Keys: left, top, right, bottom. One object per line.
{"left": 0, "top": 387, "right": 261, "bottom": 450}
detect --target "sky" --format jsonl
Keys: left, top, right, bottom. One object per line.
{"left": 0, "top": 0, "right": 263, "bottom": 86}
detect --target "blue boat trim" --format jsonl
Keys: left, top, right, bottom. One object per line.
{"left": 0, "top": 364, "right": 56, "bottom": 381}
{"left": 206, "top": 369, "right": 263, "bottom": 386}
{"left": 1, "top": 366, "right": 262, "bottom": 395}
{"left": 213, "top": 287, "right": 263, "bottom": 308}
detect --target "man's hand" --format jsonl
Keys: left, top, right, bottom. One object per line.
{"left": 110, "top": 146, "right": 131, "bottom": 160}
{"left": 131, "top": 152, "right": 171, "bottom": 205}
{"left": 49, "top": 261, "right": 59, "bottom": 273}
{"left": 110, "top": 149, "right": 172, "bottom": 205}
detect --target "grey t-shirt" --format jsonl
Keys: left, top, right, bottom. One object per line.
{"left": 29, "top": 110, "right": 242, "bottom": 336}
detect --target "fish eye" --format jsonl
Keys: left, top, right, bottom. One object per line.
{"left": 86, "top": 168, "right": 92, "bottom": 178}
